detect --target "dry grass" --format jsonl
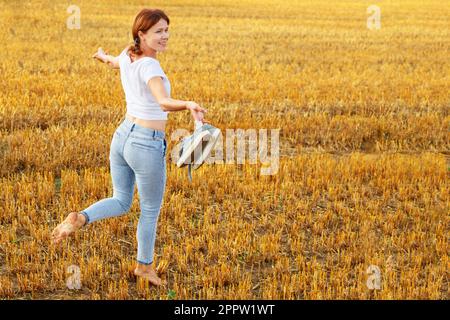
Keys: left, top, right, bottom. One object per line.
{"left": 0, "top": 0, "right": 448, "bottom": 299}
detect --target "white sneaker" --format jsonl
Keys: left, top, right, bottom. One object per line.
{"left": 176, "top": 122, "right": 221, "bottom": 181}
{"left": 191, "top": 125, "right": 221, "bottom": 170}
{"left": 176, "top": 130, "right": 211, "bottom": 168}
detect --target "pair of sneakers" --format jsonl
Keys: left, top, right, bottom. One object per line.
{"left": 176, "top": 120, "right": 221, "bottom": 181}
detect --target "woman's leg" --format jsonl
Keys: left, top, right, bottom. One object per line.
{"left": 80, "top": 129, "right": 135, "bottom": 224}
{"left": 79, "top": 161, "right": 135, "bottom": 224}
{"left": 124, "top": 138, "right": 167, "bottom": 266}
{"left": 125, "top": 136, "right": 167, "bottom": 286}
{"left": 134, "top": 161, "right": 166, "bottom": 266}
{"left": 51, "top": 128, "right": 135, "bottom": 244}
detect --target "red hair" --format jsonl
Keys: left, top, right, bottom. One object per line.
{"left": 127, "top": 8, "right": 170, "bottom": 57}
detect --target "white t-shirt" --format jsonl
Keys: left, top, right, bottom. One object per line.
{"left": 118, "top": 47, "right": 171, "bottom": 120}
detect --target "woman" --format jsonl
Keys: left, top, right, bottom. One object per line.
{"left": 51, "top": 8, "right": 207, "bottom": 286}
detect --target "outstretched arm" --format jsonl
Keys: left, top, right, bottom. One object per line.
{"left": 92, "top": 47, "right": 120, "bottom": 69}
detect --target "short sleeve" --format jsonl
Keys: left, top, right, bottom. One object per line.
{"left": 140, "top": 60, "right": 165, "bottom": 84}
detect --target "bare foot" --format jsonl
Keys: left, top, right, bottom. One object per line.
{"left": 51, "top": 212, "right": 86, "bottom": 245}
{"left": 134, "top": 265, "right": 165, "bottom": 286}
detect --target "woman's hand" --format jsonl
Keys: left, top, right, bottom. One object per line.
{"left": 92, "top": 47, "right": 108, "bottom": 63}
{"left": 186, "top": 101, "right": 207, "bottom": 123}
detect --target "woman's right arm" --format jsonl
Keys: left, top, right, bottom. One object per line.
{"left": 92, "top": 47, "right": 121, "bottom": 69}
{"left": 147, "top": 77, "right": 207, "bottom": 121}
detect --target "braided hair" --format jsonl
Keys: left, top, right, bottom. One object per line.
{"left": 133, "top": 36, "right": 141, "bottom": 53}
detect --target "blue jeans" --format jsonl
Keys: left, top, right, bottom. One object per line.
{"left": 80, "top": 116, "right": 167, "bottom": 265}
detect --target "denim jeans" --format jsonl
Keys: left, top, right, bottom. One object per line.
{"left": 80, "top": 116, "right": 167, "bottom": 265}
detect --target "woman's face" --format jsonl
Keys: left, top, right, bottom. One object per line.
{"left": 139, "top": 19, "right": 169, "bottom": 52}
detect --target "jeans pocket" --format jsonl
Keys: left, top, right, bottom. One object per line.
{"left": 130, "top": 140, "right": 161, "bottom": 152}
